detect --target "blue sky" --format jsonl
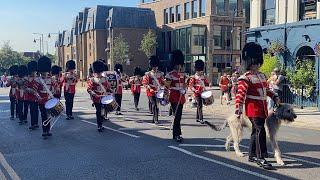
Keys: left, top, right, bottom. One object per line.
{"left": 0, "top": 0, "right": 139, "bottom": 54}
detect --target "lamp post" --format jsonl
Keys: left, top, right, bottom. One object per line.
{"left": 33, "top": 33, "right": 44, "bottom": 55}
{"left": 33, "top": 38, "right": 42, "bottom": 54}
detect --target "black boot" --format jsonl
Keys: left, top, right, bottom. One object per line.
{"left": 257, "top": 158, "right": 274, "bottom": 170}
{"left": 248, "top": 156, "right": 258, "bottom": 163}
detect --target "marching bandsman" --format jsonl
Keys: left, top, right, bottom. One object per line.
{"left": 235, "top": 42, "right": 280, "bottom": 170}
{"left": 113, "top": 64, "right": 124, "bottom": 115}
{"left": 87, "top": 60, "right": 112, "bottom": 132}
{"left": 37, "top": 56, "right": 55, "bottom": 138}
{"left": 142, "top": 56, "right": 164, "bottom": 124}
{"left": 188, "top": 60, "right": 209, "bottom": 124}
{"left": 16, "top": 65, "right": 29, "bottom": 125}
{"left": 51, "top": 65, "right": 63, "bottom": 99}
{"left": 165, "top": 50, "right": 187, "bottom": 142}
{"left": 25, "top": 61, "right": 41, "bottom": 130}
{"left": 7, "top": 65, "right": 19, "bottom": 120}
{"left": 129, "top": 67, "right": 142, "bottom": 111}
{"left": 63, "top": 60, "right": 78, "bottom": 120}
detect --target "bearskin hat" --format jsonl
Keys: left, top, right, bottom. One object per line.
{"left": 149, "top": 56, "right": 160, "bottom": 67}
{"left": 134, "top": 67, "right": 141, "bottom": 76}
{"left": 170, "top": 50, "right": 184, "bottom": 68}
{"left": 51, "top": 65, "right": 62, "bottom": 75}
{"left": 92, "top": 60, "right": 105, "bottom": 73}
{"left": 38, "top": 56, "right": 52, "bottom": 73}
{"left": 194, "top": 60, "right": 205, "bottom": 71}
{"left": 18, "top": 65, "right": 28, "bottom": 78}
{"left": 98, "top": 59, "right": 108, "bottom": 71}
{"left": 89, "top": 65, "right": 93, "bottom": 75}
{"left": 114, "top": 63, "right": 123, "bottom": 73}
{"left": 242, "top": 42, "right": 263, "bottom": 70}
{"left": 66, "top": 60, "right": 76, "bottom": 71}
{"left": 27, "top": 61, "right": 38, "bottom": 74}
{"left": 9, "top": 65, "right": 19, "bottom": 76}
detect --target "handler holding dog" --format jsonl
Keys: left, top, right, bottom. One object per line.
{"left": 235, "top": 42, "right": 280, "bottom": 170}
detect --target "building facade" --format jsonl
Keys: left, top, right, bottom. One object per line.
{"left": 247, "top": 0, "right": 320, "bottom": 109}
{"left": 140, "top": 0, "right": 250, "bottom": 84}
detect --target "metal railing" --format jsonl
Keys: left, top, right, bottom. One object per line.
{"left": 282, "top": 84, "right": 319, "bottom": 109}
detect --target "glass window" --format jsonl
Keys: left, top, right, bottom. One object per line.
{"left": 215, "top": 0, "right": 227, "bottom": 16}
{"left": 300, "top": 1, "right": 317, "bottom": 20}
{"left": 164, "top": 8, "right": 169, "bottom": 24}
{"left": 186, "top": 27, "right": 192, "bottom": 54}
{"left": 170, "top": 7, "right": 175, "bottom": 23}
{"left": 192, "top": 0, "right": 198, "bottom": 18}
{"left": 263, "top": 0, "right": 275, "bottom": 26}
{"left": 185, "top": 2, "right": 191, "bottom": 20}
{"left": 192, "top": 26, "right": 206, "bottom": 54}
{"left": 229, "top": 0, "right": 238, "bottom": 16}
{"left": 176, "top": 5, "right": 182, "bottom": 21}
{"left": 180, "top": 28, "right": 186, "bottom": 53}
{"left": 200, "top": 0, "right": 206, "bottom": 16}
{"left": 243, "top": 0, "right": 250, "bottom": 23}
{"left": 213, "top": 25, "right": 238, "bottom": 50}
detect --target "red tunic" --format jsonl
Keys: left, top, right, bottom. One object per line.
{"left": 219, "top": 76, "right": 230, "bottom": 92}
{"left": 129, "top": 76, "right": 142, "bottom": 94}
{"left": 165, "top": 70, "right": 186, "bottom": 104}
{"left": 52, "top": 75, "right": 63, "bottom": 98}
{"left": 115, "top": 73, "right": 123, "bottom": 95}
{"left": 235, "top": 71, "right": 277, "bottom": 119}
{"left": 188, "top": 74, "right": 209, "bottom": 97}
{"left": 142, "top": 70, "right": 164, "bottom": 97}
{"left": 24, "top": 76, "right": 40, "bottom": 102}
{"left": 87, "top": 77, "right": 111, "bottom": 103}
{"left": 6, "top": 77, "right": 18, "bottom": 98}
{"left": 63, "top": 72, "right": 78, "bottom": 94}
{"left": 16, "top": 77, "right": 27, "bottom": 100}
{"left": 36, "top": 76, "right": 56, "bottom": 105}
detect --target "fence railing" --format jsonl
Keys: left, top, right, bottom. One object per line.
{"left": 282, "top": 84, "right": 319, "bottom": 109}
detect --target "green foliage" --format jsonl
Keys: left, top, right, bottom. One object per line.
{"left": 268, "top": 40, "right": 286, "bottom": 54}
{"left": 111, "top": 34, "right": 129, "bottom": 65}
{"left": 0, "top": 41, "right": 31, "bottom": 71}
{"left": 286, "top": 59, "right": 316, "bottom": 97}
{"left": 140, "top": 29, "right": 157, "bottom": 58}
{"left": 46, "top": 53, "right": 56, "bottom": 64}
{"left": 260, "top": 53, "right": 280, "bottom": 77}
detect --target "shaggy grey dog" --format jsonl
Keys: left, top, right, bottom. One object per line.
{"left": 205, "top": 104, "right": 297, "bottom": 165}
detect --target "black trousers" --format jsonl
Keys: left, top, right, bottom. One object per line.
{"left": 94, "top": 103, "right": 103, "bottom": 127}
{"left": 196, "top": 96, "right": 203, "bottom": 121}
{"left": 148, "top": 96, "right": 158, "bottom": 122}
{"left": 115, "top": 94, "right": 122, "bottom": 111}
{"left": 26, "top": 101, "right": 39, "bottom": 126}
{"left": 64, "top": 92, "right": 75, "bottom": 117}
{"left": 10, "top": 96, "right": 17, "bottom": 118}
{"left": 133, "top": 93, "right": 140, "bottom": 108}
{"left": 17, "top": 100, "right": 26, "bottom": 122}
{"left": 39, "top": 104, "right": 50, "bottom": 133}
{"left": 249, "top": 117, "right": 268, "bottom": 159}
{"left": 148, "top": 98, "right": 153, "bottom": 114}
{"left": 171, "top": 103, "right": 183, "bottom": 138}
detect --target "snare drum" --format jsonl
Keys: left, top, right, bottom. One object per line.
{"left": 201, "top": 91, "right": 214, "bottom": 106}
{"left": 45, "top": 98, "right": 64, "bottom": 117}
{"left": 101, "top": 95, "right": 118, "bottom": 112}
{"left": 156, "top": 89, "right": 169, "bottom": 106}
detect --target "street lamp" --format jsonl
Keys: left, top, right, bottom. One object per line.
{"left": 33, "top": 33, "right": 44, "bottom": 55}
{"left": 33, "top": 38, "right": 42, "bottom": 54}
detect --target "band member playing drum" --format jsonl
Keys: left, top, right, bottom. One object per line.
{"left": 188, "top": 60, "right": 209, "bottom": 124}
{"left": 165, "top": 50, "right": 187, "bottom": 142}
{"left": 63, "top": 60, "right": 78, "bottom": 120}
{"left": 113, "top": 64, "right": 123, "bottom": 115}
{"left": 16, "top": 65, "right": 29, "bottom": 125}
{"left": 142, "top": 56, "right": 164, "bottom": 124}
{"left": 129, "top": 67, "right": 142, "bottom": 111}
{"left": 25, "top": 61, "right": 41, "bottom": 130}
{"left": 51, "top": 65, "right": 63, "bottom": 99}
{"left": 7, "top": 65, "right": 19, "bottom": 120}
{"left": 235, "top": 42, "right": 280, "bottom": 170}
{"left": 87, "top": 60, "right": 112, "bottom": 132}
{"left": 37, "top": 56, "right": 55, "bottom": 137}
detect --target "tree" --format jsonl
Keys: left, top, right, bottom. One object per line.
{"left": 46, "top": 53, "right": 56, "bottom": 64}
{"left": 0, "top": 41, "right": 27, "bottom": 70}
{"left": 111, "top": 34, "right": 129, "bottom": 65}
{"left": 259, "top": 53, "right": 281, "bottom": 77}
{"left": 140, "top": 29, "right": 157, "bottom": 58}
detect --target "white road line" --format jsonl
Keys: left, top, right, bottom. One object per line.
{"left": 81, "top": 120, "right": 140, "bottom": 138}
{"left": 179, "top": 144, "right": 225, "bottom": 148}
{"left": 0, "top": 169, "right": 7, "bottom": 180}
{"left": 168, "top": 146, "right": 278, "bottom": 180}
{"left": 0, "top": 152, "right": 20, "bottom": 180}
{"left": 213, "top": 139, "right": 320, "bottom": 166}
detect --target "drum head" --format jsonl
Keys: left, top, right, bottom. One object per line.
{"left": 156, "top": 90, "right": 164, "bottom": 99}
{"left": 201, "top": 91, "right": 212, "bottom": 99}
{"left": 45, "top": 98, "right": 59, "bottom": 109}
{"left": 101, "top": 95, "right": 114, "bottom": 105}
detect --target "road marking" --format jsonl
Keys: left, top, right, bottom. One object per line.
{"left": 213, "top": 139, "right": 320, "bottom": 166}
{"left": 0, "top": 168, "right": 7, "bottom": 180}
{"left": 0, "top": 152, "right": 20, "bottom": 180}
{"left": 168, "top": 146, "right": 278, "bottom": 180}
{"left": 179, "top": 144, "right": 225, "bottom": 148}
{"left": 81, "top": 120, "right": 140, "bottom": 138}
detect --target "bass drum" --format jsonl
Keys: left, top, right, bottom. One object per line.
{"left": 101, "top": 95, "right": 118, "bottom": 112}
{"left": 201, "top": 91, "right": 214, "bottom": 106}
{"left": 45, "top": 98, "right": 64, "bottom": 117}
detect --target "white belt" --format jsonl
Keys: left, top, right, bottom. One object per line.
{"left": 246, "top": 95, "right": 267, "bottom": 101}
{"left": 170, "top": 87, "right": 184, "bottom": 91}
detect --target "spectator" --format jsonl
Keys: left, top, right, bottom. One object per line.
{"left": 267, "top": 71, "right": 277, "bottom": 110}
{"left": 1, "top": 73, "right": 8, "bottom": 88}
{"left": 227, "top": 74, "right": 232, "bottom": 101}
{"left": 219, "top": 72, "right": 230, "bottom": 105}
{"left": 231, "top": 71, "right": 240, "bottom": 98}
{"left": 273, "top": 68, "right": 285, "bottom": 102}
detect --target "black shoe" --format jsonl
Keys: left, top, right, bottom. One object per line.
{"left": 29, "top": 126, "right": 35, "bottom": 130}
{"left": 257, "top": 159, "right": 274, "bottom": 170}
{"left": 175, "top": 136, "right": 183, "bottom": 143}
{"left": 200, "top": 120, "right": 204, "bottom": 124}
{"left": 248, "top": 156, "right": 258, "bottom": 163}
{"left": 24, "top": 120, "right": 28, "bottom": 123}
{"left": 34, "top": 125, "right": 39, "bottom": 129}
{"left": 135, "top": 108, "right": 139, "bottom": 111}
{"left": 154, "top": 120, "right": 159, "bottom": 124}
{"left": 69, "top": 116, "right": 74, "bottom": 120}
{"left": 47, "top": 132, "right": 52, "bottom": 136}
{"left": 117, "top": 112, "right": 123, "bottom": 115}
{"left": 19, "top": 121, "right": 23, "bottom": 125}
{"left": 104, "top": 117, "right": 110, "bottom": 121}
{"left": 66, "top": 116, "right": 71, "bottom": 120}
{"left": 10, "top": 116, "right": 14, "bottom": 120}
{"left": 196, "top": 119, "right": 200, "bottom": 122}
{"left": 42, "top": 133, "right": 48, "bottom": 137}
{"left": 97, "top": 126, "right": 104, "bottom": 132}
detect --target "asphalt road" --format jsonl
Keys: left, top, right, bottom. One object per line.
{"left": 0, "top": 88, "right": 320, "bottom": 180}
